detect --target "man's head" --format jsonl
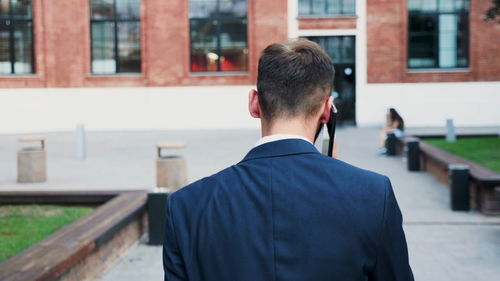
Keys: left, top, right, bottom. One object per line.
{"left": 251, "top": 39, "right": 335, "bottom": 125}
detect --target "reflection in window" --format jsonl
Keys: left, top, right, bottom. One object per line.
{"left": 408, "top": 0, "right": 469, "bottom": 69}
{"left": 299, "top": 0, "right": 355, "bottom": 16}
{"left": 90, "top": 0, "right": 141, "bottom": 74}
{"left": 0, "top": 0, "right": 34, "bottom": 74}
{"left": 306, "top": 36, "right": 354, "bottom": 64}
{"left": 190, "top": 0, "right": 248, "bottom": 72}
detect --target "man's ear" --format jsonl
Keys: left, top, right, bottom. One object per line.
{"left": 319, "top": 96, "right": 333, "bottom": 123}
{"left": 248, "top": 89, "right": 261, "bottom": 118}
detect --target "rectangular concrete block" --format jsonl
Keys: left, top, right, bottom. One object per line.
{"left": 156, "top": 157, "right": 187, "bottom": 190}
{"left": 17, "top": 150, "right": 47, "bottom": 183}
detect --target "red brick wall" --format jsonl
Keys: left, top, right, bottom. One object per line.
{"left": 0, "top": 0, "right": 288, "bottom": 88}
{"left": 298, "top": 17, "right": 357, "bottom": 29}
{"left": 367, "top": 0, "right": 500, "bottom": 83}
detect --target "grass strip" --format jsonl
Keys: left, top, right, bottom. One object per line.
{"left": 424, "top": 137, "right": 500, "bottom": 173}
{"left": 0, "top": 204, "right": 93, "bottom": 263}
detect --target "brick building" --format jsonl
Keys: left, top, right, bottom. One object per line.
{"left": 0, "top": 0, "right": 499, "bottom": 133}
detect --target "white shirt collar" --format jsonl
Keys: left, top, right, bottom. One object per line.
{"left": 254, "top": 134, "right": 313, "bottom": 148}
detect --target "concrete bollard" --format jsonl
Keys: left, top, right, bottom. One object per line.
{"left": 406, "top": 137, "right": 420, "bottom": 171}
{"left": 446, "top": 119, "right": 456, "bottom": 142}
{"left": 17, "top": 136, "right": 47, "bottom": 183}
{"left": 449, "top": 164, "right": 470, "bottom": 211}
{"left": 156, "top": 142, "right": 188, "bottom": 191}
{"left": 76, "top": 124, "right": 86, "bottom": 160}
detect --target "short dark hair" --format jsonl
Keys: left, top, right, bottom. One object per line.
{"left": 256, "top": 38, "right": 335, "bottom": 122}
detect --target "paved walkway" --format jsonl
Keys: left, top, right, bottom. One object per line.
{"left": 1, "top": 128, "right": 499, "bottom": 280}
{"left": 0, "top": 130, "right": 259, "bottom": 190}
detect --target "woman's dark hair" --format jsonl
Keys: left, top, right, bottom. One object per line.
{"left": 256, "top": 39, "right": 335, "bottom": 122}
{"left": 389, "top": 108, "right": 404, "bottom": 131}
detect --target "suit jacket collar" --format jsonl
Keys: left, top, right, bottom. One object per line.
{"left": 240, "top": 139, "right": 319, "bottom": 163}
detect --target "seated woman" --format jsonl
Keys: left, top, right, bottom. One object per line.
{"left": 379, "top": 108, "right": 404, "bottom": 154}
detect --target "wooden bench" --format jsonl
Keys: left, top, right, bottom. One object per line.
{"left": 0, "top": 190, "right": 148, "bottom": 281}
{"left": 19, "top": 136, "right": 46, "bottom": 150}
{"left": 419, "top": 142, "right": 500, "bottom": 214}
{"left": 156, "top": 141, "right": 186, "bottom": 158}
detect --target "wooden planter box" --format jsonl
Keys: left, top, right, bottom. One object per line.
{"left": 0, "top": 190, "right": 149, "bottom": 281}
{"left": 398, "top": 138, "right": 500, "bottom": 215}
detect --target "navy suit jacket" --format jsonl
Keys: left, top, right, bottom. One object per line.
{"left": 163, "top": 139, "right": 414, "bottom": 281}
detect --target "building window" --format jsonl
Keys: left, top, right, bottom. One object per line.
{"left": 298, "top": 0, "right": 356, "bottom": 16}
{"left": 90, "top": 0, "right": 141, "bottom": 74}
{"left": 408, "top": 0, "right": 469, "bottom": 69}
{"left": 0, "top": 0, "right": 34, "bottom": 74}
{"left": 189, "top": 0, "right": 248, "bottom": 72}
{"left": 306, "top": 36, "right": 355, "bottom": 64}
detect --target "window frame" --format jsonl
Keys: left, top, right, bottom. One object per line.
{"left": 189, "top": 0, "right": 248, "bottom": 73}
{"left": 407, "top": 0, "right": 469, "bottom": 70}
{"left": 0, "top": 0, "right": 35, "bottom": 75}
{"left": 298, "top": 0, "right": 356, "bottom": 17}
{"left": 89, "top": 0, "right": 142, "bottom": 74}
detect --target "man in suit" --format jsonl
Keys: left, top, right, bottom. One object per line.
{"left": 163, "top": 39, "right": 414, "bottom": 281}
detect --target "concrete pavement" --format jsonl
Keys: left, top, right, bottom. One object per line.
{"left": 1, "top": 128, "right": 498, "bottom": 280}
{"left": 0, "top": 130, "right": 259, "bottom": 191}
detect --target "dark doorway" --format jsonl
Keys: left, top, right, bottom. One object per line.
{"left": 305, "top": 36, "right": 356, "bottom": 125}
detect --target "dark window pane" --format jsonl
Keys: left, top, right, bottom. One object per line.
{"left": 90, "top": 0, "right": 141, "bottom": 74}
{"left": 340, "top": 36, "right": 355, "bottom": 63}
{"left": 455, "top": 0, "right": 469, "bottom": 11}
{"left": 408, "top": 34, "right": 437, "bottom": 67}
{"left": 0, "top": 0, "right": 10, "bottom": 16}
{"left": 409, "top": 0, "right": 437, "bottom": 12}
{"left": 92, "top": 22, "right": 116, "bottom": 74}
{"left": 189, "top": 0, "right": 247, "bottom": 72}
{"left": 407, "top": 0, "right": 468, "bottom": 69}
{"left": 117, "top": 22, "right": 140, "bottom": 72}
{"left": 408, "top": 0, "right": 420, "bottom": 11}
{"left": 116, "top": 0, "right": 140, "bottom": 19}
{"left": 13, "top": 20, "right": 32, "bottom": 73}
{"left": 190, "top": 19, "right": 218, "bottom": 72}
{"left": 299, "top": 0, "right": 355, "bottom": 15}
{"left": 409, "top": 13, "right": 436, "bottom": 33}
{"left": 11, "top": 0, "right": 31, "bottom": 17}
{"left": 324, "top": 37, "right": 341, "bottom": 62}
{"left": 0, "top": 0, "right": 34, "bottom": 74}
{"left": 311, "top": 0, "right": 323, "bottom": 15}
{"left": 422, "top": 0, "right": 437, "bottom": 11}
{"left": 326, "top": 0, "right": 340, "bottom": 15}
{"left": 0, "top": 20, "right": 10, "bottom": 74}
{"left": 298, "top": 0, "right": 310, "bottom": 15}
{"left": 408, "top": 12, "right": 438, "bottom": 68}
{"left": 307, "top": 36, "right": 355, "bottom": 64}
{"left": 219, "top": 0, "right": 246, "bottom": 17}
{"left": 219, "top": 18, "right": 247, "bottom": 71}
{"left": 438, "top": 0, "right": 454, "bottom": 12}
{"left": 91, "top": 0, "right": 114, "bottom": 20}
{"left": 456, "top": 14, "right": 468, "bottom": 67}
{"left": 342, "top": 0, "right": 355, "bottom": 14}
{"left": 190, "top": 0, "right": 218, "bottom": 18}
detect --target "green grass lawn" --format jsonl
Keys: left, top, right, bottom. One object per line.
{"left": 0, "top": 205, "right": 93, "bottom": 263}
{"left": 424, "top": 137, "right": 500, "bottom": 173}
